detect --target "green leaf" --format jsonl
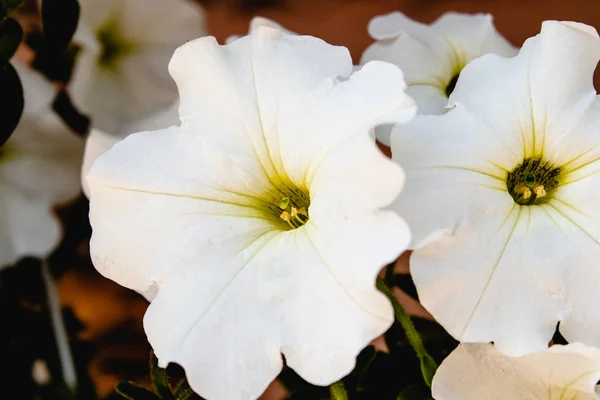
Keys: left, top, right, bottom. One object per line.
{"left": 149, "top": 352, "right": 175, "bottom": 400}
{"left": 0, "top": 17, "right": 22, "bottom": 62}
{"left": 41, "top": 0, "right": 80, "bottom": 52}
{"left": 396, "top": 383, "right": 433, "bottom": 400}
{"left": 0, "top": 62, "right": 23, "bottom": 147}
{"left": 116, "top": 381, "right": 160, "bottom": 400}
{"left": 172, "top": 380, "right": 194, "bottom": 400}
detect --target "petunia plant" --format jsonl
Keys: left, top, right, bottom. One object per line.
{"left": 5, "top": 2, "right": 600, "bottom": 400}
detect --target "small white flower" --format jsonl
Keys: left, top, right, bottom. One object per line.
{"left": 0, "top": 62, "right": 83, "bottom": 267}
{"left": 87, "top": 27, "right": 415, "bottom": 399}
{"left": 80, "top": 102, "right": 179, "bottom": 198}
{"left": 432, "top": 343, "right": 600, "bottom": 400}
{"left": 392, "top": 21, "right": 600, "bottom": 356}
{"left": 362, "top": 11, "right": 516, "bottom": 145}
{"left": 69, "top": 0, "right": 205, "bottom": 134}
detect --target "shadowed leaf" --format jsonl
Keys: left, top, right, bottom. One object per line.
{"left": 0, "top": 17, "right": 22, "bottom": 62}
{"left": 0, "top": 62, "right": 23, "bottom": 147}
{"left": 41, "top": 0, "right": 80, "bottom": 52}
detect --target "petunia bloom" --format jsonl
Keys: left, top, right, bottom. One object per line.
{"left": 392, "top": 21, "right": 600, "bottom": 356}
{"left": 69, "top": 0, "right": 205, "bottom": 134}
{"left": 87, "top": 27, "right": 415, "bottom": 399}
{"left": 362, "top": 12, "right": 516, "bottom": 145}
{"left": 432, "top": 343, "right": 600, "bottom": 400}
{"left": 0, "top": 62, "right": 83, "bottom": 268}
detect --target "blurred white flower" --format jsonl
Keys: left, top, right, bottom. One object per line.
{"left": 392, "top": 21, "right": 600, "bottom": 356}
{"left": 87, "top": 27, "right": 415, "bottom": 400}
{"left": 362, "top": 12, "right": 516, "bottom": 145}
{"left": 0, "top": 62, "right": 83, "bottom": 268}
{"left": 432, "top": 343, "right": 600, "bottom": 400}
{"left": 80, "top": 102, "right": 178, "bottom": 197}
{"left": 69, "top": 0, "right": 205, "bottom": 134}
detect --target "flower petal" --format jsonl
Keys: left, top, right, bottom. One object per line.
{"left": 81, "top": 103, "right": 179, "bottom": 197}
{"left": 363, "top": 12, "right": 452, "bottom": 85}
{"left": 405, "top": 85, "right": 448, "bottom": 115}
{"left": 71, "top": 0, "right": 205, "bottom": 133}
{"left": 547, "top": 163, "right": 600, "bottom": 347}
{"left": 410, "top": 198, "right": 600, "bottom": 355}
{"left": 88, "top": 127, "right": 275, "bottom": 292}
{"left": 4, "top": 63, "right": 83, "bottom": 204}
{"left": 143, "top": 230, "right": 282, "bottom": 400}
{"left": 144, "top": 226, "right": 393, "bottom": 399}
{"left": 391, "top": 105, "right": 518, "bottom": 247}
{"left": 431, "top": 12, "right": 516, "bottom": 62}
{"left": 171, "top": 27, "right": 414, "bottom": 186}
{"left": 432, "top": 343, "right": 600, "bottom": 400}
{"left": 0, "top": 189, "right": 61, "bottom": 267}
{"left": 81, "top": 129, "right": 119, "bottom": 198}
{"left": 450, "top": 21, "right": 600, "bottom": 159}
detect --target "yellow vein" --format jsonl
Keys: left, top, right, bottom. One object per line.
{"left": 413, "top": 165, "right": 506, "bottom": 182}
{"left": 302, "top": 227, "right": 389, "bottom": 322}
{"left": 178, "top": 230, "right": 278, "bottom": 343}
{"left": 461, "top": 206, "right": 521, "bottom": 338}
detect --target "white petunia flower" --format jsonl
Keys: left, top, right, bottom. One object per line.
{"left": 69, "top": 0, "right": 205, "bottom": 134}
{"left": 432, "top": 343, "right": 600, "bottom": 400}
{"left": 362, "top": 11, "right": 516, "bottom": 145}
{"left": 80, "top": 102, "right": 179, "bottom": 198}
{"left": 87, "top": 27, "right": 415, "bottom": 399}
{"left": 0, "top": 62, "right": 83, "bottom": 268}
{"left": 391, "top": 21, "right": 600, "bottom": 356}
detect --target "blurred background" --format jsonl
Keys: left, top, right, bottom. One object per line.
{"left": 7, "top": 0, "right": 600, "bottom": 398}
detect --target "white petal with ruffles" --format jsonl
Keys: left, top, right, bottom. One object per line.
{"left": 432, "top": 343, "right": 600, "bottom": 400}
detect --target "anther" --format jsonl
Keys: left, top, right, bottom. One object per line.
{"left": 533, "top": 184, "right": 546, "bottom": 198}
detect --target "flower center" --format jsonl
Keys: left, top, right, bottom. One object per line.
{"left": 506, "top": 157, "right": 561, "bottom": 205}
{"left": 445, "top": 73, "right": 460, "bottom": 97}
{"left": 272, "top": 188, "right": 310, "bottom": 230}
{"left": 96, "top": 21, "right": 133, "bottom": 68}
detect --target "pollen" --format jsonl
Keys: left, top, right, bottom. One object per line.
{"left": 274, "top": 192, "right": 309, "bottom": 230}
{"left": 506, "top": 157, "right": 561, "bottom": 206}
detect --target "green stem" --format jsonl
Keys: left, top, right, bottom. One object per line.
{"left": 329, "top": 381, "right": 348, "bottom": 400}
{"left": 376, "top": 278, "right": 438, "bottom": 387}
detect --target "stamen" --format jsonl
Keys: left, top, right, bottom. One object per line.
{"left": 533, "top": 184, "right": 546, "bottom": 198}
{"left": 506, "top": 157, "right": 561, "bottom": 206}
{"left": 277, "top": 194, "right": 309, "bottom": 229}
